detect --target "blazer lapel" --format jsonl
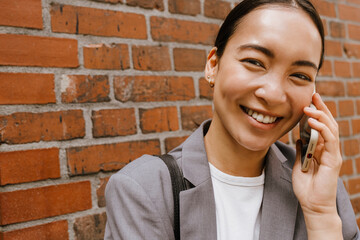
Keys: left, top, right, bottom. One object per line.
{"left": 259, "top": 143, "right": 299, "bottom": 240}
{"left": 178, "top": 120, "right": 217, "bottom": 240}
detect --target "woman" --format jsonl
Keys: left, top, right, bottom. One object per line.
{"left": 105, "top": 0, "right": 360, "bottom": 239}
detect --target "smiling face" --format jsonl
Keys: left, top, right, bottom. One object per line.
{"left": 206, "top": 6, "right": 322, "bottom": 152}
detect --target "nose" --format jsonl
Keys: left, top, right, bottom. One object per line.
{"left": 254, "top": 78, "right": 287, "bottom": 106}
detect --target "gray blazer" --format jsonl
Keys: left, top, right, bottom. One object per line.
{"left": 104, "top": 120, "right": 360, "bottom": 240}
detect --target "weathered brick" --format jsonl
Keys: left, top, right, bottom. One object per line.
{"left": 324, "top": 101, "right": 337, "bottom": 118}
{"left": 347, "top": 82, "right": 360, "bottom": 96}
{"left": 127, "top": 0, "right": 164, "bottom": 10}
{"left": 173, "top": 48, "right": 206, "bottom": 71}
{"left": 150, "top": 16, "right": 219, "bottom": 45}
{"left": 0, "top": 148, "right": 60, "bottom": 186}
{"left": 73, "top": 212, "right": 107, "bottom": 240}
{"left": 83, "top": 44, "right": 130, "bottom": 70}
{"left": 339, "top": 100, "right": 355, "bottom": 117}
{"left": 92, "top": 108, "right": 137, "bottom": 138}
{"left": 334, "top": 61, "right": 351, "bottom": 78}
{"left": 340, "top": 159, "right": 353, "bottom": 177}
{"left": 114, "top": 76, "right": 195, "bottom": 102}
{"left": 352, "top": 118, "right": 360, "bottom": 135}
{"left": 0, "top": 0, "right": 42, "bottom": 29}
{"left": 67, "top": 140, "right": 160, "bottom": 175}
{"left": 339, "top": 4, "right": 360, "bottom": 22}
{"left": 316, "top": 81, "right": 345, "bottom": 96}
{"left": 51, "top": 4, "right": 147, "bottom": 39}
{"left": 324, "top": 40, "right": 342, "bottom": 57}
{"left": 318, "top": 60, "right": 332, "bottom": 76}
{"left": 199, "top": 77, "right": 214, "bottom": 100}
{"left": 312, "top": 0, "right": 336, "bottom": 17}
{"left": 0, "top": 73, "right": 55, "bottom": 105}
{"left": 204, "top": 0, "right": 232, "bottom": 19}
{"left": 349, "top": 24, "right": 360, "bottom": 41}
{"left": 344, "top": 139, "right": 360, "bottom": 157}
{"left": 96, "top": 177, "right": 110, "bottom": 207}
{"left": 0, "top": 110, "right": 85, "bottom": 144}
{"left": 132, "top": 45, "right": 171, "bottom": 71}
{"left": 168, "top": 0, "right": 200, "bottom": 16}
{"left": 0, "top": 220, "right": 68, "bottom": 240}
{"left": 165, "top": 136, "right": 189, "bottom": 152}
{"left": 61, "top": 75, "right": 110, "bottom": 103}
{"left": 140, "top": 107, "right": 179, "bottom": 133}
{"left": 0, "top": 34, "right": 78, "bottom": 68}
{"left": 0, "top": 181, "right": 91, "bottom": 225}
{"left": 344, "top": 43, "right": 360, "bottom": 59}
{"left": 329, "top": 21, "right": 345, "bottom": 38}
{"left": 181, "top": 105, "right": 212, "bottom": 130}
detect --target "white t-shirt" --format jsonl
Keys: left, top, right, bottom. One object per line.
{"left": 209, "top": 163, "right": 265, "bottom": 240}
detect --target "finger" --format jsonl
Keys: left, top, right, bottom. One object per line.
{"left": 312, "top": 93, "right": 337, "bottom": 126}
{"left": 304, "top": 107, "right": 338, "bottom": 137}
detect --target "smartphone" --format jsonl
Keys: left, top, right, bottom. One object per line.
{"left": 299, "top": 103, "right": 319, "bottom": 172}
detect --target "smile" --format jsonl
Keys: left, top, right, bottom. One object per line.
{"left": 242, "top": 107, "right": 278, "bottom": 124}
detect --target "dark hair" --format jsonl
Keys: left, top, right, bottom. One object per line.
{"left": 214, "top": 0, "right": 325, "bottom": 69}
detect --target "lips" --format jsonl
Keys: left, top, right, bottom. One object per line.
{"left": 242, "top": 106, "right": 279, "bottom": 124}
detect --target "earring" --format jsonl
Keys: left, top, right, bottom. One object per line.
{"left": 207, "top": 76, "right": 214, "bottom": 88}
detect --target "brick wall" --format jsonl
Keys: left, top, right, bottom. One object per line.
{"left": 0, "top": 0, "right": 359, "bottom": 239}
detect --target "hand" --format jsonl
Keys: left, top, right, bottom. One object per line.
{"left": 292, "top": 93, "right": 343, "bottom": 239}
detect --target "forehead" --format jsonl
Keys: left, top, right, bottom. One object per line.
{"left": 226, "top": 6, "right": 322, "bottom": 62}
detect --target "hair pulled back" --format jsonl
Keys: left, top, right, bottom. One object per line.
{"left": 214, "top": 0, "right": 325, "bottom": 69}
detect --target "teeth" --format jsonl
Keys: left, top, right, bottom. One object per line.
{"left": 244, "top": 107, "right": 277, "bottom": 124}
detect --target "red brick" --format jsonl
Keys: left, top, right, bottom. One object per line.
{"left": 174, "top": 48, "right": 206, "bottom": 71}
{"left": 0, "top": 220, "right": 68, "bottom": 240}
{"left": 312, "top": 0, "right": 336, "bottom": 17}
{"left": 150, "top": 16, "right": 219, "bottom": 45}
{"left": 338, "top": 120, "right": 351, "bottom": 137}
{"left": 357, "top": 100, "right": 360, "bottom": 115}
{"left": 0, "top": 181, "right": 91, "bottom": 225}
{"left": 92, "top": 0, "right": 122, "bottom": 3}
{"left": 347, "top": 81, "right": 360, "bottom": 96}
{"left": 352, "top": 118, "right": 360, "bottom": 135}
{"left": 316, "top": 81, "right": 345, "bottom": 96}
{"left": 204, "top": 0, "right": 232, "bottom": 19}
{"left": 74, "top": 212, "right": 107, "bottom": 240}
{"left": 97, "top": 177, "right": 110, "bottom": 207}
{"left": 340, "top": 159, "right": 353, "bottom": 177}
{"left": 165, "top": 136, "right": 189, "bottom": 152}
{"left": 349, "top": 177, "right": 360, "bottom": 194}
{"left": 324, "top": 40, "right": 343, "bottom": 57}
{"left": 318, "top": 60, "right": 332, "bottom": 76}
{"left": 344, "top": 139, "right": 360, "bottom": 157}
{"left": 67, "top": 140, "right": 160, "bottom": 175}
{"left": 114, "top": 75, "right": 195, "bottom": 102}
{"left": 199, "top": 77, "right": 214, "bottom": 100}
{"left": 334, "top": 61, "right": 351, "bottom": 78}
{"left": 126, "top": 0, "right": 164, "bottom": 10}
{"left": 168, "top": 0, "right": 201, "bottom": 16}
{"left": 83, "top": 44, "right": 130, "bottom": 70}
{"left": 349, "top": 24, "right": 360, "bottom": 41}
{"left": 181, "top": 105, "right": 212, "bottom": 130}
{"left": 339, "top": 100, "right": 355, "bottom": 117}
{"left": 322, "top": 19, "right": 328, "bottom": 36}
{"left": 0, "top": 0, "right": 42, "bottom": 29}
{"left": 0, "top": 148, "right": 60, "bottom": 186}
{"left": 353, "top": 62, "right": 360, "bottom": 77}
{"left": 339, "top": 4, "right": 360, "bottom": 22}
{"left": 344, "top": 43, "right": 360, "bottom": 59}
{"left": 324, "top": 100, "right": 337, "bottom": 118}
{"left": 0, "top": 110, "right": 85, "bottom": 144}
{"left": 329, "top": 21, "right": 346, "bottom": 38}
{"left": 0, "top": 34, "right": 78, "bottom": 68}
{"left": 61, "top": 75, "right": 110, "bottom": 103}
{"left": 291, "top": 124, "right": 300, "bottom": 143}
{"left": 0, "top": 73, "right": 55, "bottom": 105}
{"left": 51, "top": 4, "right": 147, "bottom": 39}
{"left": 92, "top": 108, "right": 137, "bottom": 138}
{"left": 132, "top": 45, "right": 171, "bottom": 71}
{"left": 140, "top": 107, "right": 179, "bottom": 133}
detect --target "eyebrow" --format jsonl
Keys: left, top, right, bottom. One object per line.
{"left": 237, "top": 44, "right": 319, "bottom": 70}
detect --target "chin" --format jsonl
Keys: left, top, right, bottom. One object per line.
{"left": 236, "top": 136, "right": 275, "bottom": 152}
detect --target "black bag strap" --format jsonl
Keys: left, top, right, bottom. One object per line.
{"left": 158, "top": 154, "right": 188, "bottom": 240}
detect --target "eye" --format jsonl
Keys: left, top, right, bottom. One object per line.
{"left": 291, "top": 73, "right": 312, "bottom": 82}
{"left": 241, "top": 59, "right": 265, "bottom": 68}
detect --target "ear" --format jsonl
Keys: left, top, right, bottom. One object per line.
{"left": 204, "top": 47, "right": 219, "bottom": 81}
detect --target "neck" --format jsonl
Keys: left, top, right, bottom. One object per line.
{"left": 204, "top": 116, "right": 268, "bottom": 177}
